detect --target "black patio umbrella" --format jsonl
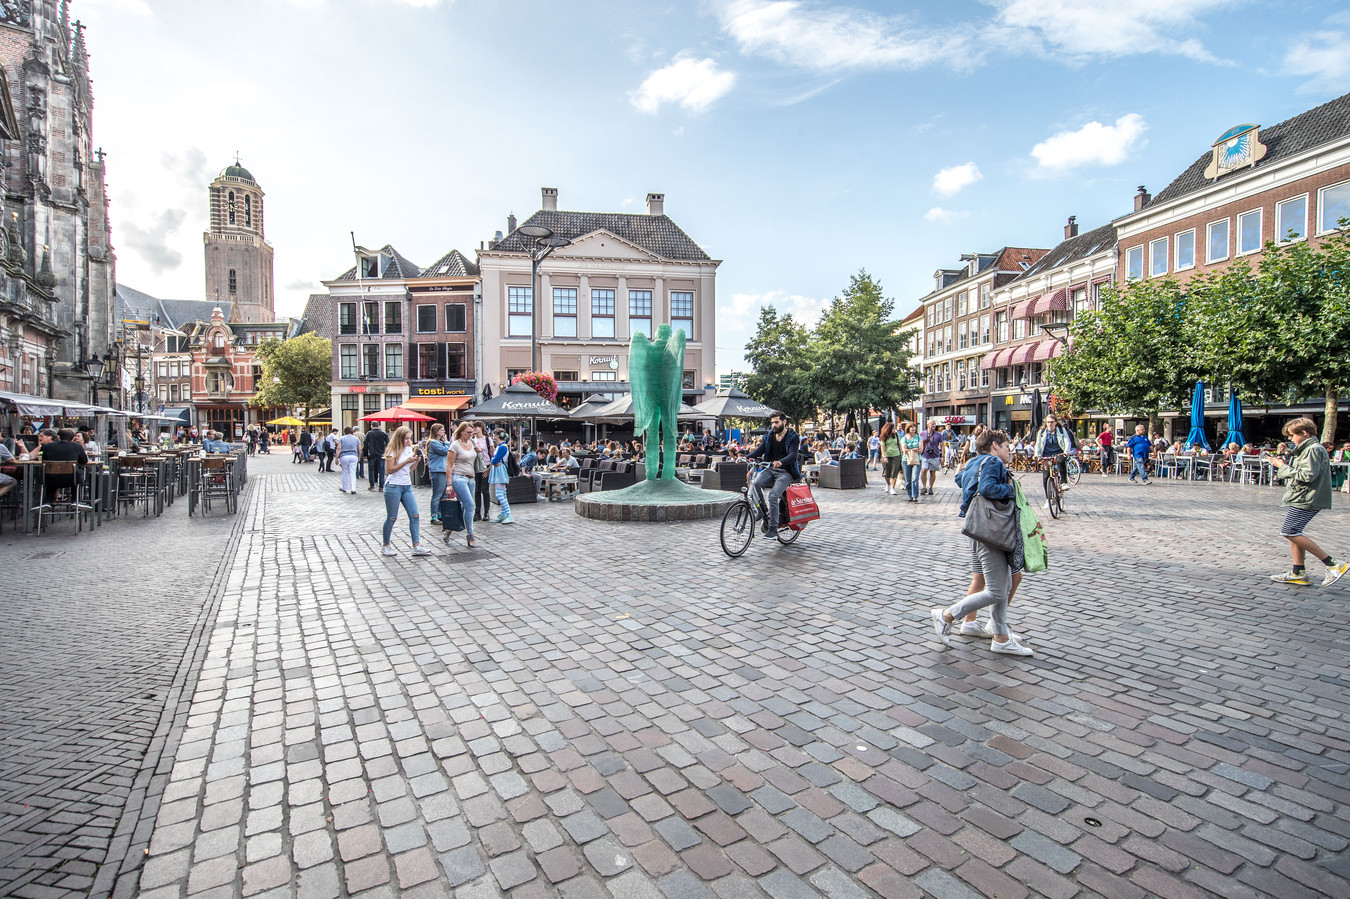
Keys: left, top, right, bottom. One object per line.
{"left": 1030, "top": 387, "right": 1045, "bottom": 432}
{"left": 691, "top": 387, "right": 776, "bottom": 419}
{"left": 843, "top": 411, "right": 857, "bottom": 435}
{"left": 567, "top": 394, "right": 615, "bottom": 420}
{"left": 469, "top": 381, "right": 566, "bottom": 419}
{"left": 482, "top": 383, "right": 494, "bottom": 400}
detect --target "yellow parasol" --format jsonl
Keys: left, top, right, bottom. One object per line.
{"left": 267, "top": 416, "right": 306, "bottom": 426}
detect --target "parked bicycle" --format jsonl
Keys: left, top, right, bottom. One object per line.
{"left": 720, "top": 461, "right": 804, "bottom": 557}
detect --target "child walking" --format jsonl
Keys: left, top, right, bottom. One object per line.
{"left": 1269, "top": 417, "right": 1349, "bottom": 587}
{"left": 488, "top": 429, "right": 515, "bottom": 524}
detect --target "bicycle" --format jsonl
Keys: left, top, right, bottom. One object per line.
{"left": 1064, "top": 456, "right": 1082, "bottom": 486}
{"left": 1029, "top": 454, "right": 1070, "bottom": 519}
{"left": 720, "top": 461, "right": 803, "bottom": 557}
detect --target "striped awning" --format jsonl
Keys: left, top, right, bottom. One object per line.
{"left": 1009, "top": 343, "right": 1038, "bottom": 365}
{"left": 1031, "top": 288, "right": 1068, "bottom": 316}
{"left": 979, "top": 351, "right": 999, "bottom": 370}
{"left": 1033, "top": 340, "right": 1062, "bottom": 361}
{"left": 1012, "top": 297, "right": 1038, "bottom": 318}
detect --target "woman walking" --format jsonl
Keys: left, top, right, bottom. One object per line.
{"left": 471, "top": 421, "right": 494, "bottom": 522}
{"left": 448, "top": 422, "right": 479, "bottom": 548}
{"left": 878, "top": 422, "right": 901, "bottom": 495}
{"left": 488, "top": 429, "right": 515, "bottom": 524}
{"left": 338, "top": 426, "right": 362, "bottom": 494}
{"left": 381, "top": 426, "right": 433, "bottom": 557}
{"left": 425, "top": 423, "right": 449, "bottom": 525}
{"left": 901, "top": 422, "right": 922, "bottom": 502}
{"left": 931, "top": 428, "right": 1034, "bottom": 657}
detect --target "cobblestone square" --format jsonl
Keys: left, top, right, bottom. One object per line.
{"left": 4, "top": 454, "right": 1350, "bottom": 898}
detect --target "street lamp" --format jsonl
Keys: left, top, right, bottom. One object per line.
{"left": 516, "top": 224, "right": 572, "bottom": 374}
{"left": 1040, "top": 322, "right": 1070, "bottom": 343}
{"left": 85, "top": 354, "right": 104, "bottom": 404}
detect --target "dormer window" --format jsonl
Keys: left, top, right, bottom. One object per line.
{"left": 214, "top": 332, "right": 225, "bottom": 350}
{"left": 362, "top": 254, "right": 385, "bottom": 278}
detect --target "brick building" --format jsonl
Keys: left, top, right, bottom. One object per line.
{"left": 403, "top": 249, "right": 479, "bottom": 420}
{"left": 204, "top": 161, "right": 274, "bottom": 325}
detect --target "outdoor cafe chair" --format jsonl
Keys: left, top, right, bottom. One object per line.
{"left": 35, "top": 461, "right": 95, "bottom": 533}
{"left": 200, "top": 457, "right": 237, "bottom": 514}
{"left": 117, "top": 456, "right": 155, "bottom": 517}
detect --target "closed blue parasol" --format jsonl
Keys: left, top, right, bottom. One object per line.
{"left": 1226, "top": 391, "right": 1245, "bottom": 449}
{"left": 1186, "top": 381, "right": 1211, "bottom": 451}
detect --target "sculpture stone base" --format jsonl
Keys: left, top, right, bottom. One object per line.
{"left": 574, "top": 479, "right": 740, "bottom": 521}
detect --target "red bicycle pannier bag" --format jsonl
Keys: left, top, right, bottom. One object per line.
{"left": 785, "top": 483, "right": 820, "bottom": 530}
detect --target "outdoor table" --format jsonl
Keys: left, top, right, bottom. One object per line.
{"left": 185, "top": 456, "right": 203, "bottom": 516}
{"left": 13, "top": 459, "right": 41, "bottom": 534}
{"left": 541, "top": 472, "right": 578, "bottom": 502}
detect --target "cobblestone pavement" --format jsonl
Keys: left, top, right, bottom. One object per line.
{"left": 0, "top": 473, "right": 245, "bottom": 899}
{"left": 83, "top": 456, "right": 1350, "bottom": 896}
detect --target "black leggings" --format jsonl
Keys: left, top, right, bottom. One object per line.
{"left": 1042, "top": 457, "right": 1068, "bottom": 497}
{"left": 475, "top": 472, "right": 491, "bottom": 517}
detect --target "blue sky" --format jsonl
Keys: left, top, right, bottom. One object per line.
{"left": 78, "top": 0, "right": 1350, "bottom": 374}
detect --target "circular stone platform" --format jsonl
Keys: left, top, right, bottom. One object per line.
{"left": 574, "top": 478, "right": 741, "bottom": 521}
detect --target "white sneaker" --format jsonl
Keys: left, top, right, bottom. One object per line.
{"left": 381, "top": 544, "right": 397, "bottom": 557}
{"left": 991, "top": 637, "right": 1034, "bottom": 657}
{"left": 930, "top": 609, "right": 952, "bottom": 647}
{"left": 411, "top": 545, "right": 432, "bottom": 557}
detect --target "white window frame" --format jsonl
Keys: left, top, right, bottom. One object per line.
{"left": 1317, "top": 179, "right": 1350, "bottom": 234}
{"left": 1237, "top": 208, "right": 1263, "bottom": 256}
{"left": 1206, "top": 218, "right": 1229, "bottom": 264}
{"left": 1275, "top": 193, "right": 1308, "bottom": 243}
{"left": 507, "top": 286, "right": 533, "bottom": 338}
{"left": 1149, "top": 237, "right": 1169, "bottom": 277}
{"left": 1174, "top": 229, "right": 1196, "bottom": 271}
{"left": 1126, "top": 245, "right": 1144, "bottom": 280}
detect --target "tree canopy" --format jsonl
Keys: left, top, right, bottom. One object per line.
{"left": 743, "top": 306, "right": 817, "bottom": 424}
{"left": 250, "top": 333, "right": 332, "bottom": 417}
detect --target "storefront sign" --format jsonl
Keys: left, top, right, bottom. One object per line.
{"left": 940, "top": 415, "right": 975, "bottom": 425}
{"left": 589, "top": 355, "right": 619, "bottom": 366}
{"left": 351, "top": 385, "right": 367, "bottom": 393}
{"left": 412, "top": 386, "right": 468, "bottom": 397}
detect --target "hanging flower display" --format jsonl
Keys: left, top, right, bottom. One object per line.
{"left": 511, "top": 370, "right": 558, "bottom": 403}
{"left": 1047, "top": 392, "right": 1074, "bottom": 420}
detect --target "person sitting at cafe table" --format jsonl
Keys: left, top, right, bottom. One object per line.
{"left": 202, "top": 431, "right": 230, "bottom": 453}
{"left": 0, "top": 439, "right": 20, "bottom": 497}
{"left": 36, "top": 428, "right": 88, "bottom": 488}
{"left": 551, "top": 446, "right": 579, "bottom": 471}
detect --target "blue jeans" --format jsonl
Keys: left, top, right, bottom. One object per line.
{"left": 382, "top": 483, "right": 420, "bottom": 545}
{"left": 368, "top": 457, "right": 385, "bottom": 489}
{"left": 429, "top": 471, "right": 447, "bottom": 518}
{"left": 751, "top": 467, "right": 792, "bottom": 530}
{"left": 451, "top": 474, "right": 475, "bottom": 536}
{"left": 1130, "top": 458, "right": 1149, "bottom": 480}
{"left": 902, "top": 460, "right": 919, "bottom": 499}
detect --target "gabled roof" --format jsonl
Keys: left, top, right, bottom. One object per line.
{"left": 116, "top": 284, "right": 219, "bottom": 331}
{"left": 296, "top": 294, "right": 332, "bottom": 337}
{"left": 489, "top": 210, "right": 712, "bottom": 262}
{"left": 1149, "top": 91, "right": 1350, "bottom": 208}
{"left": 1009, "top": 223, "right": 1116, "bottom": 284}
{"left": 332, "top": 244, "right": 422, "bottom": 281}
{"left": 915, "top": 247, "right": 1049, "bottom": 302}
{"left": 420, "top": 249, "right": 479, "bottom": 278}
{"left": 161, "top": 300, "right": 220, "bottom": 330}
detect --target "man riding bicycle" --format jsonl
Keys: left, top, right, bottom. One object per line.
{"left": 1034, "top": 413, "right": 1076, "bottom": 501}
{"left": 747, "top": 412, "right": 801, "bottom": 538}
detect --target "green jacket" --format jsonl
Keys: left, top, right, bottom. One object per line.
{"left": 1274, "top": 438, "right": 1333, "bottom": 510}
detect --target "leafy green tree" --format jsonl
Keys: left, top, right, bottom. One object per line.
{"left": 250, "top": 333, "right": 333, "bottom": 419}
{"left": 743, "top": 306, "right": 817, "bottom": 425}
{"left": 811, "top": 270, "right": 917, "bottom": 427}
{"left": 1051, "top": 278, "right": 1198, "bottom": 427}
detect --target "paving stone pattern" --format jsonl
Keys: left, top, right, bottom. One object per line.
{"left": 0, "top": 476, "right": 244, "bottom": 898}
{"left": 52, "top": 454, "right": 1350, "bottom": 897}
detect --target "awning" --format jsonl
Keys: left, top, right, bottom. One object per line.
{"left": 163, "top": 406, "right": 192, "bottom": 423}
{"left": 404, "top": 395, "right": 472, "bottom": 412}
{"left": 1009, "top": 343, "right": 1038, "bottom": 365}
{"left": 979, "top": 351, "right": 1000, "bottom": 371}
{"left": 1012, "top": 297, "right": 1038, "bottom": 319}
{"left": 0, "top": 390, "right": 77, "bottom": 415}
{"left": 1032, "top": 288, "right": 1067, "bottom": 316}
{"left": 1033, "top": 340, "right": 1061, "bottom": 361}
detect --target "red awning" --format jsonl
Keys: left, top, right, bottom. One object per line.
{"left": 1033, "top": 340, "right": 1060, "bottom": 361}
{"left": 1032, "top": 288, "right": 1068, "bottom": 315}
{"left": 979, "top": 351, "right": 998, "bottom": 370}
{"left": 1012, "top": 297, "right": 1038, "bottom": 318}
{"left": 993, "top": 347, "right": 1014, "bottom": 367}
{"left": 403, "top": 395, "right": 472, "bottom": 412}
{"left": 1010, "top": 343, "right": 1038, "bottom": 365}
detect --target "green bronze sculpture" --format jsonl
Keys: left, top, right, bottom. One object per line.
{"left": 629, "top": 323, "right": 686, "bottom": 481}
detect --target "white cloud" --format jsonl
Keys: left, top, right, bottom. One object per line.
{"left": 121, "top": 209, "right": 186, "bottom": 275}
{"left": 1284, "top": 29, "right": 1350, "bottom": 94}
{"left": 716, "top": 0, "right": 977, "bottom": 73}
{"left": 932, "top": 162, "right": 982, "bottom": 197}
{"left": 1030, "top": 113, "right": 1147, "bottom": 170}
{"left": 631, "top": 56, "right": 737, "bottom": 114}
{"left": 924, "top": 207, "right": 968, "bottom": 225}
{"left": 985, "top": 0, "right": 1235, "bottom": 63}
{"left": 720, "top": 290, "right": 829, "bottom": 329}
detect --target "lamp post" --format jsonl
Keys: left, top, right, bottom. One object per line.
{"left": 515, "top": 225, "right": 571, "bottom": 375}
{"left": 85, "top": 354, "right": 104, "bottom": 405}
{"left": 1040, "top": 322, "right": 1069, "bottom": 343}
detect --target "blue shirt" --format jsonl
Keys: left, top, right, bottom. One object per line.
{"left": 955, "top": 454, "right": 1014, "bottom": 517}
{"left": 1127, "top": 435, "right": 1152, "bottom": 460}
{"left": 426, "top": 438, "right": 449, "bottom": 472}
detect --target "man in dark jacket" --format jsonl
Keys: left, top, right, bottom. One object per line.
{"left": 363, "top": 423, "right": 389, "bottom": 491}
{"left": 298, "top": 428, "right": 313, "bottom": 463}
{"left": 748, "top": 412, "right": 800, "bottom": 537}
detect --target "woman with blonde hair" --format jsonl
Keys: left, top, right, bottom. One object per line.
{"left": 381, "top": 426, "right": 432, "bottom": 557}
{"left": 448, "top": 421, "right": 479, "bottom": 548}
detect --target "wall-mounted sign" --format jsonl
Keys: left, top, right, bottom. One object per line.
{"left": 589, "top": 355, "right": 620, "bottom": 366}
{"left": 412, "top": 386, "right": 468, "bottom": 397}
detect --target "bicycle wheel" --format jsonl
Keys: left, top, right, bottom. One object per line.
{"left": 1046, "top": 478, "right": 1062, "bottom": 519}
{"left": 720, "top": 501, "right": 754, "bottom": 558}
{"left": 1065, "top": 458, "right": 1082, "bottom": 485}
{"left": 776, "top": 524, "right": 801, "bottom": 545}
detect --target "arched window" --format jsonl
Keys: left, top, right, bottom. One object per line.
{"left": 245, "top": 195, "right": 251, "bottom": 227}
{"left": 227, "top": 190, "right": 235, "bottom": 225}
{"left": 228, "top": 269, "right": 237, "bottom": 294}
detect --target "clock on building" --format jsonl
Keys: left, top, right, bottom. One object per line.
{"left": 1204, "top": 124, "right": 1267, "bottom": 179}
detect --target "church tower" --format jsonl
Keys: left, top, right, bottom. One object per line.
{"left": 204, "top": 160, "right": 274, "bottom": 323}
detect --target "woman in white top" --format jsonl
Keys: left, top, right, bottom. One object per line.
{"left": 449, "top": 422, "right": 479, "bottom": 548}
{"left": 381, "top": 426, "right": 432, "bottom": 557}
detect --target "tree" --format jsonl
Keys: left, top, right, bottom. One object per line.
{"left": 744, "top": 306, "right": 817, "bottom": 425}
{"left": 250, "top": 333, "right": 332, "bottom": 420}
{"left": 811, "top": 270, "right": 916, "bottom": 427}
{"left": 1050, "top": 278, "right": 1198, "bottom": 427}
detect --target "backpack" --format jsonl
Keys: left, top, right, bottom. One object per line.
{"left": 506, "top": 451, "right": 520, "bottom": 478}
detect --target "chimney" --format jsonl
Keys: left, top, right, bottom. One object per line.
{"left": 1133, "top": 186, "right": 1150, "bottom": 212}
{"left": 507, "top": 214, "right": 517, "bottom": 233}
{"left": 1065, "top": 215, "right": 1078, "bottom": 240}
{"left": 493, "top": 230, "right": 503, "bottom": 242}
{"left": 541, "top": 187, "right": 558, "bottom": 211}
{"left": 646, "top": 192, "right": 665, "bottom": 216}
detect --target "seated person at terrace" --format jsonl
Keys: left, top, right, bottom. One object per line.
{"left": 36, "top": 428, "right": 88, "bottom": 490}
{"left": 813, "top": 441, "right": 836, "bottom": 466}
{"left": 203, "top": 431, "right": 230, "bottom": 452}
{"left": 550, "top": 447, "right": 579, "bottom": 471}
